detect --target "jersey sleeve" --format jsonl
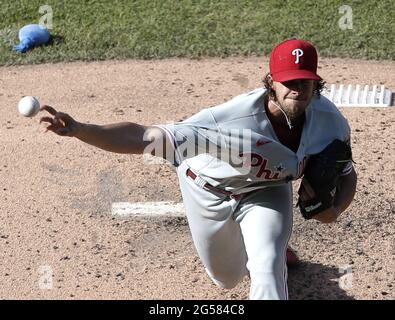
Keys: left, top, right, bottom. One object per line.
{"left": 153, "top": 108, "right": 218, "bottom": 166}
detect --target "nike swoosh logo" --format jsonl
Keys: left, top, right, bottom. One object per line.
{"left": 256, "top": 139, "right": 272, "bottom": 147}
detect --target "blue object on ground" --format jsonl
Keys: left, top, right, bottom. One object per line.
{"left": 13, "top": 24, "right": 51, "bottom": 53}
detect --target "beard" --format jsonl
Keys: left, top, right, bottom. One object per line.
{"left": 285, "top": 104, "right": 306, "bottom": 121}
{"left": 280, "top": 100, "right": 308, "bottom": 121}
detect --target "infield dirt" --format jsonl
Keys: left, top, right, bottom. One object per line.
{"left": 0, "top": 57, "right": 394, "bottom": 299}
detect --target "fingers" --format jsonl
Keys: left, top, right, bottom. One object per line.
{"left": 40, "top": 109, "right": 69, "bottom": 129}
{"left": 40, "top": 105, "right": 58, "bottom": 115}
{"left": 38, "top": 105, "right": 76, "bottom": 137}
{"left": 40, "top": 115, "right": 63, "bottom": 128}
{"left": 54, "top": 113, "right": 67, "bottom": 126}
{"left": 44, "top": 124, "right": 56, "bottom": 133}
{"left": 43, "top": 124, "right": 70, "bottom": 136}
{"left": 39, "top": 116, "right": 54, "bottom": 125}
{"left": 39, "top": 105, "right": 60, "bottom": 126}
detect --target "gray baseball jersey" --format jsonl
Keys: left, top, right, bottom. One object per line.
{"left": 156, "top": 88, "right": 353, "bottom": 195}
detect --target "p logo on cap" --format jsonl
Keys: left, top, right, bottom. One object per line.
{"left": 292, "top": 48, "right": 303, "bottom": 64}
{"left": 269, "top": 39, "right": 322, "bottom": 82}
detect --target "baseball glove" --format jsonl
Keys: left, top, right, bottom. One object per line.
{"left": 297, "top": 139, "right": 352, "bottom": 220}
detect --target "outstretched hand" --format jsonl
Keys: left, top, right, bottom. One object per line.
{"left": 39, "top": 105, "right": 81, "bottom": 137}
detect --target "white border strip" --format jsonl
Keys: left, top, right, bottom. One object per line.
{"left": 111, "top": 201, "right": 185, "bottom": 217}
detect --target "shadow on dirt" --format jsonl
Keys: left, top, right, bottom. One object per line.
{"left": 288, "top": 261, "right": 355, "bottom": 300}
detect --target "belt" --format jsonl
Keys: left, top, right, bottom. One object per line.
{"left": 186, "top": 168, "right": 244, "bottom": 200}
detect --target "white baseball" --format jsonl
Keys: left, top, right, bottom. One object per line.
{"left": 18, "top": 96, "right": 40, "bottom": 117}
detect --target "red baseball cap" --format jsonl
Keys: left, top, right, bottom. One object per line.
{"left": 269, "top": 39, "right": 322, "bottom": 82}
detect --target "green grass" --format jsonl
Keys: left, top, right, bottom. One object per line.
{"left": 0, "top": 0, "right": 394, "bottom": 65}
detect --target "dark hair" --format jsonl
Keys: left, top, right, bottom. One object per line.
{"left": 262, "top": 72, "right": 326, "bottom": 99}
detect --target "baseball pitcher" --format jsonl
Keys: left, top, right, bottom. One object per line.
{"left": 40, "top": 39, "right": 357, "bottom": 300}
